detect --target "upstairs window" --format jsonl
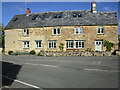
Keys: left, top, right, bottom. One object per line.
{"left": 66, "top": 40, "right": 74, "bottom": 48}
{"left": 73, "top": 13, "right": 82, "bottom": 18}
{"left": 53, "top": 28, "right": 61, "bottom": 35}
{"left": 76, "top": 40, "right": 85, "bottom": 48}
{"left": 23, "top": 41, "right": 29, "bottom": 48}
{"left": 54, "top": 14, "right": 62, "bottom": 18}
{"left": 48, "top": 40, "right": 56, "bottom": 48}
{"left": 97, "top": 27, "right": 104, "bottom": 34}
{"left": 35, "top": 40, "right": 42, "bottom": 48}
{"left": 74, "top": 27, "right": 83, "bottom": 34}
{"left": 23, "top": 29, "right": 29, "bottom": 36}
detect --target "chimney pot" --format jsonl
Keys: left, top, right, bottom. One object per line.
{"left": 26, "top": 8, "right": 31, "bottom": 16}
{"left": 91, "top": 1, "right": 97, "bottom": 13}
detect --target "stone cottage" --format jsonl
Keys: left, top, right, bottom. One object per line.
{"left": 4, "top": 2, "right": 118, "bottom": 54}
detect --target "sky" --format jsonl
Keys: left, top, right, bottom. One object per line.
{"left": 1, "top": 2, "right": 120, "bottom": 34}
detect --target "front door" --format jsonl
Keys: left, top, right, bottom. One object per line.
{"left": 95, "top": 40, "right": 102, "bottom": 51}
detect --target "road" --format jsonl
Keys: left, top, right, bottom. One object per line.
{"left": 0, "top": 55, "right": 119, "bottom": 89}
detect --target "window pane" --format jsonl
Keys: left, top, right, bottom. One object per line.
{"left": 57, "top": 29, "right": 60, "bottom": 34}
{"left": 54, "top": 29, "right": 56, "bottom": 34}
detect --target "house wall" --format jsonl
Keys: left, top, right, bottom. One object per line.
{"left": 4, "top": 25, "right": 118, "bottom": 54}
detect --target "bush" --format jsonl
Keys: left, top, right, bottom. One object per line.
{"left": 8, "top": 51, "right": 13, "bottom": 55}
{"left": 59, "top": 43, "right": 64, "bottom": 51}
{"left": 11, "top": 52, "right": 29, "bottom": 55}
{"left": 103, "top": 40, "right": 114, "bottom": 52}
{"left": 30, "top": 50, "right": 36, "bottom": 55}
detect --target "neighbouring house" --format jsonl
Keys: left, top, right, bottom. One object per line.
{"left": 4, "top": 2, "right": 118, "bottom": 54}
{"left": 0, "top": 26, "right": 3, "bottom": 53}
{"left": 118, "top": 35, "right": 120, "bottom": 49}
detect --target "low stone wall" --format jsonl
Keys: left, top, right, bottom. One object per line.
{"left": 38, "top": 51, "right": 112, "bottom": 56}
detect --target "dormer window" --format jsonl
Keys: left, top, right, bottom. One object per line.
{"left": 54, "top": 14, "right": 62, "bottom": 18}
{"left": 23, "top": 29, "right": 29, "bottom": 36}
{"left": 13, "top": 18, "right": 18, "bottom": 21}
{"left": 73, "top": 13, "right": 82, "bottom": 18}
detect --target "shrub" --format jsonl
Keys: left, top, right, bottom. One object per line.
{"left": 103, "top": 40, "right": 114, "bottom": 52}
{"left": 59, "top": 43, "right": 64, "bottom": 51}
{"left": 8, "top": 51, "right": 13, "bottom": 55}
{"left": 30, "top": 50, "right": 36, "bottom": 55}
{"left": 11, "top": 52, "right": 29, "bottom": 55}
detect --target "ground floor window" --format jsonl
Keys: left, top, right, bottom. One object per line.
{"left": 66, "top": 40, "right": 74, "bottom": 48}
{"left": 35, "top": 40, "right": 42, "bottom": 48}
{"left": 48, "top": 40, "right": 56, "bottom": 48}
{"left": 76, "top": 40, "right": 85, "bottom": 48}
{"left": 23, "top": 41, "right": 29, "bottom": 48}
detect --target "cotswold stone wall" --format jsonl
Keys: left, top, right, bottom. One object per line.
{"left": 4, "top": 25, "right": 118, "bottom": 54}
{"left": 38, "top": 51, "right": 113, "bottom": 56}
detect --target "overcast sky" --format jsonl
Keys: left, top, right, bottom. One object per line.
{"left": 1, "top": 2, "right": 120, "bottom": 34}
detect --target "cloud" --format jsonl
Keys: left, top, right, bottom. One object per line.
{"left": 102, "top": 6, "right": 112, "bottom": 11}
{"left": 14, "top": 6, "right": 24, "bottom": 11}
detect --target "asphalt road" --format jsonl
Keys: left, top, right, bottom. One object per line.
{"left": 1, "top": 55, "right": 119, "bottom": 89}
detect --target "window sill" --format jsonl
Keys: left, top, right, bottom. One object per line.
{"left": 97, "top": 33, "right": 104, "bottom": 35}
{"left": 23, "top": 48, "right": 29, "bottom": 49}
{"left": 22, "top": 35, "right": 29, "bottom": 37}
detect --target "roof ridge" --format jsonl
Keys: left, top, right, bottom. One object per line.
{"left": 32, "top": 10, "right": 91, "bottom": 14}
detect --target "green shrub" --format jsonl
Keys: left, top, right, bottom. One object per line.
{"left": 30, "top": 50, "right": 36, "bottom": 55}
{"left": 103, "top": 40, "right": 114, "bottom": 52}
{"left": 11, "top": 52, "right": 29, "bottom": 55}
{"left": 59, "top": 43, "right": 64, "bottom": 51}
{"left": 8, "top": 51, "right": 13, "bottom": 55}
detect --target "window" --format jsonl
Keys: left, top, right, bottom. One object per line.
{"left": 66, "top": 40, "right": 74, "bottom": 48}
{"left": 23, "top": 29, "right": 29, "bottom": 36}
{"left": 48, "top": 40, "right": 56, "bottom": 48}
{"left": 35, "top": 40, "right": 42, "bottom": 48}
{"left": 97, "top": 27, "right": 104, "bottom": 34}
{"left": 76, "top": 40, "right": 85, "bottom": 48}
{"left": 74, "top": 27, "right": 83, "bottom": 34}
{"left": 23, "top": 41, "right": 29, "bottom": 48}
{"left": 53, "top": 28, "right": 61, "bottom": 35}
{"left": 73, "top": 13, "right": 82, "bottom": 17}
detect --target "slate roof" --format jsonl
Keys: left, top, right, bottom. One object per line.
{"left": 5, "top": 10, "right": 118, "bottom": 30}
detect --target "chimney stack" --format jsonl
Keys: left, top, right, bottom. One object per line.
{"left": 91, "top": 1, "right": 97, "bottom": 13}
{"left": 26, "top": 8, "right": 31, "bottom": 16}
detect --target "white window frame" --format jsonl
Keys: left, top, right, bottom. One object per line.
{"left": 97, "top": 27, "right": 104, "bottom": 34}
{"left": 74, "top": 27, "right": 83, "bottom": 34}
{"left": 35, "top": 40, "right": 42, "bottom": 48}
{"left": 23, "top": 28, "right": 29, "bottom": 36}
{"left": 53, "top": 28, "right": 61, "bottom": 35}
{"left": 76, "top": 40, "right": 85, "bottom": 48}
{"left": 66, "top": 40, "right": 74, "bottom": 48}
{"left": 48, "top": 40, "right": 56, "bottom": 48}
{"left": 23, "top": 41, "right": 29, "bottom": 48}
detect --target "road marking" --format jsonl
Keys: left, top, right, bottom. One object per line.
{"left": 26, "top": 63, "right": 59, "bottom": 68}
{"left": 84, "top": 69, "right": 119, "bottom": 72}
{"left": 0, "top": 75, "right": 43, "bottom": 89}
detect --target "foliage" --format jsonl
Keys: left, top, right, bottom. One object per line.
{"left": 30, "top": 50, "right": 36, "bottom": 55}
{"left": 59, "top": 43, "right": 64, "bottom": 51}
{"left": 85, "top": 48, "right": 92, "bottom": 52}
{"left": 8, "top": 51, "right": 13, "bottom": 55}
{"left": 103, "top": 40, "right": 114, "bottom": 52}
{"left": 11, "top": 52, "right": 29, "bottom": 55}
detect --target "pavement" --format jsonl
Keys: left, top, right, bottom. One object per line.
{"left": 0, "top": 55, "right": 119, "bottom": 89}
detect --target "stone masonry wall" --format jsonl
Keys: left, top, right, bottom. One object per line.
{"left": 4, "top": 25, "right": 118, "bottom": 54}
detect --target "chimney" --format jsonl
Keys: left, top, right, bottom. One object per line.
{"left": 91, "top": 1, "right": 97, "bottom": 13}
{"left": 26, "top": 8, "right": 31, "bottom": 16}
